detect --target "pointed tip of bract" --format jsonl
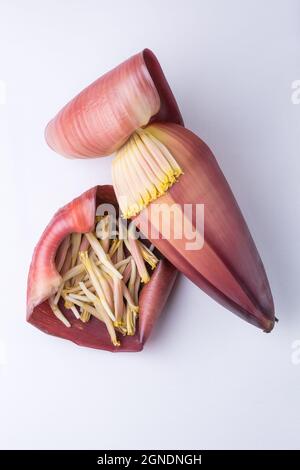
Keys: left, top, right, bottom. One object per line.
{"left": 263, "top": 317, "right": 275, "bottom": 333}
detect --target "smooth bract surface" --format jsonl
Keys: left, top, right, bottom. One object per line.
{"left": 45, "top": 49, "right": 183, "bottom": 158}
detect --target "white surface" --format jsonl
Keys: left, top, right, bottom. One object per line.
{"left": 0, "top": 0, "right": 300, "bottom": 450}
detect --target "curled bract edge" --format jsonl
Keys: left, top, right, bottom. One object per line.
{"left": 45, "top": 49, "right": 183, "bottom": 158}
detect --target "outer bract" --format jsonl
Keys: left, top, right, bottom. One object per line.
{"left": 45, "top": 49, "right": 183, "bottom": 158}
{"left": 132, "top": 124, "right": 275, "bottom": 332}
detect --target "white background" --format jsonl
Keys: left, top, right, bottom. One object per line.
{"left": 0, "top": 0, "right": 299, "bottom": 450}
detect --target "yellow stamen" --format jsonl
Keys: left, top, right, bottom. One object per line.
{"left": 80, "top": 309, "right": 91, "bottom": 323}
{"left": 70, "top": 233, "right": 82, "bottom": 268}
{"left": 64, "top": 300, "right": 74, "bottom": 309}
{"left": 138, "top": 241, "right": 159, "bottom": 270}
{"left": 49, "top": 296, "right": 71, "bottom": 327}
{"left": 108, "top": 239, "right": 121, "bottom": 257}
{"left": 125, "top": 224, "right": 150, "bottom": 283}
{"left": 69, "top": 296, "right": 120, "bottom": 346}
{"left": 113, "top": 127, "right": 183, "bottom": 218}
{"left": 79, "top": 252, "right": 116, "bottom": 321}
{"left": 85, "top": 232, "right": 122, "bottom": 279}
